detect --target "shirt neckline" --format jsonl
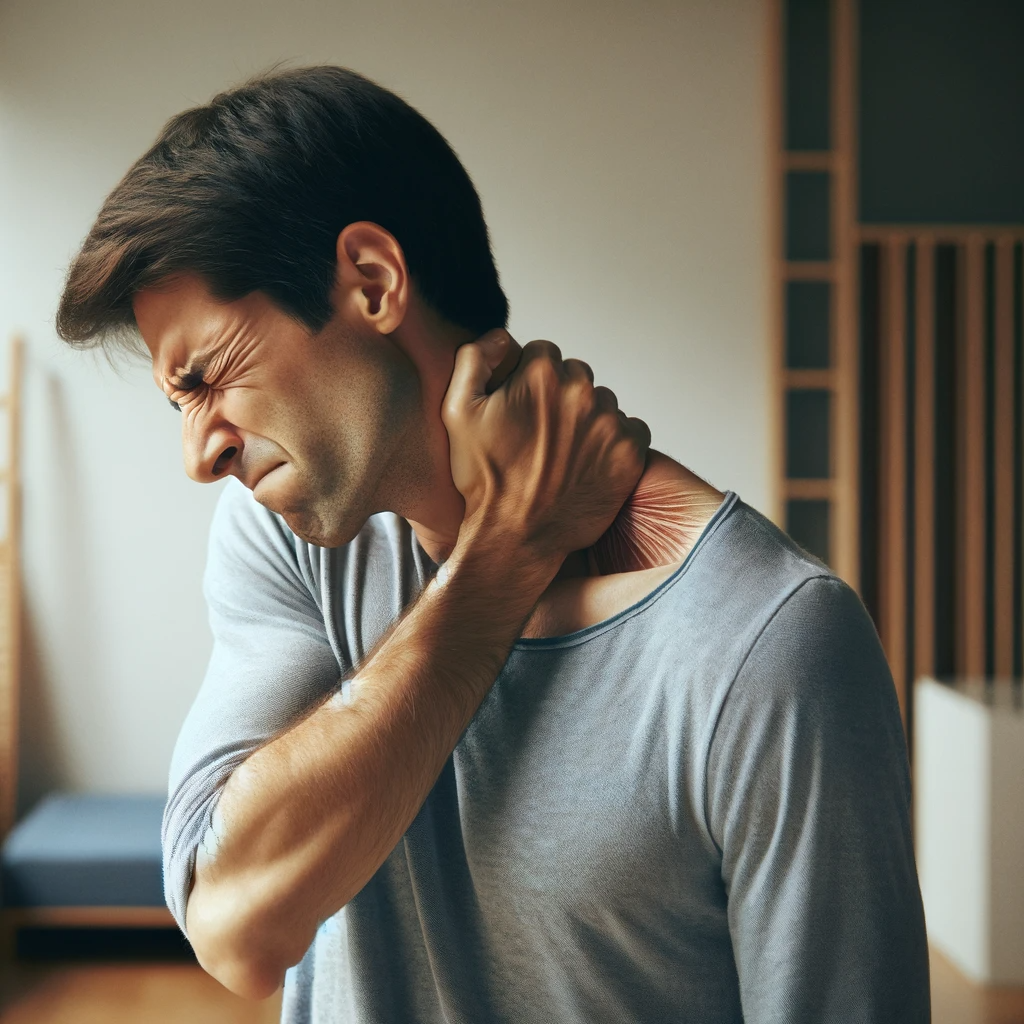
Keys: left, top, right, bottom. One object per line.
{"left": 511, "top": 491, "right": 739, "bottom": 651}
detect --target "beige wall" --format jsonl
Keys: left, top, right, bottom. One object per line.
{"left": 0, "top": 0, "right": 770, "bottom": 805}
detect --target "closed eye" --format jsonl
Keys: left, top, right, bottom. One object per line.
{"left": 166, "top": 369, "right": 206, "bottom": 413}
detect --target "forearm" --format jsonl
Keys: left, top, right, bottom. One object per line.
{"left": 185, "top": 533, "right": 555, "bottom": 999}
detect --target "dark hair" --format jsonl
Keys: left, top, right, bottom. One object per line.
{"left": 56, "top": 65, "right": 508, "bottom": 348}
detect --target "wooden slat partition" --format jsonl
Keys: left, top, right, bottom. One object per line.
{"left": 993, "top": 240, "right": 1015, "bottom": 678}
{"left": 958, "top": 236, "right": 987, "bottom": 678}
{"left": 864, "top": 230, "right": 1024, "bottom": 717}
{"left": 879, "top": 237, "right": 908, "bottom": 723}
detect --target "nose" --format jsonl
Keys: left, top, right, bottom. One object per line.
{"left": 182, "top": 415, "right": 243, "bottom": 483}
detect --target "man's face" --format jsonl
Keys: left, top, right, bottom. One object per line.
{"left": 134, "top": 274, "right": 419, "bottom": 547}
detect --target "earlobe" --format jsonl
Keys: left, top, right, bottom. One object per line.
{"left": 336, "top": 222, "right": 409, "bottom": 334}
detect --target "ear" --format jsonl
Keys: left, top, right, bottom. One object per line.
{"left": 334, "top": 221, "right": 409, "bottom": 334}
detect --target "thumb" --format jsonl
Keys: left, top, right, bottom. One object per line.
{"left": 444, "top": 330, "right": 513, "bottom": 420}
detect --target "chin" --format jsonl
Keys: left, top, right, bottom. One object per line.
{"left": 280, "top": 507, "right": 364, "bottom": 549}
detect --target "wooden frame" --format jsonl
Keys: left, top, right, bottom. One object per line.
{"left": 5, "top": 907, "right": 174, "bottom": 928}
{"left": 775, "top": 0, "right": 1024, "bottom": 730}
{"left": 831, "top": 0, "right": 859, "bottom": 590}
{"left": 772, "top": 0, "right": 858, "bottom": 584}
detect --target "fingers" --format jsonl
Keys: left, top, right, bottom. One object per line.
{"left": 517, "top": 339, "right": 564, "bottom": 380}
{"left": 564, "top": 357, "right": 594, "bottom": 384}
{"left": 622, "top": 414, "right": 652, "bottom": 458}
{"left": 592, "top": 384, "right": 618, "bottom": 412}
{"left": 483, "top": 331, "right": 523, "bottom": 394}
{"left": 443, "top": 330, "right": 514, "bottom": 422}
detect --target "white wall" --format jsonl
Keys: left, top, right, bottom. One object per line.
{"left": 0, "top": 0, "right": 770, "bottom": 805}
{"left": 915, "top": 678, "right": 1024, "bottom": 984}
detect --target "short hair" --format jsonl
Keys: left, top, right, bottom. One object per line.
{"left": 56, "top": 65, "right": 509, "bottom": 350}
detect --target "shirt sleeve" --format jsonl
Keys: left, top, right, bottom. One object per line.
{"left": 705, "top": 575, "right": 930, "bottom": 1023}
{"left": 161, "top": 479, "right": 344, "bottom": 936}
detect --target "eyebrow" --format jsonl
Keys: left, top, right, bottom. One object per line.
{"left": 170, "top": 366, "right": 206, "bottom": 389}
{"left": 167, "top": 350, "right": 212, "bottom": 385}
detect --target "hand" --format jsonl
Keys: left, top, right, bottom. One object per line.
{"left": 441, "top": 329, "right": 651, "bottom": 575}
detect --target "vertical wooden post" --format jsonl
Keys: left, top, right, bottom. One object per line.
{"left": 914, "top": 239, "right": 937, "bottom": 682}
{"left": 879, "top": 238, "right": 908, "bottom": 722}
{"left": 993, "top": 239, "right": 1015, "bottom": 678}
{"left": 768, "top": 0, "right": 785, "bottom": 528}
{"left": 832, "top": 0, "right": 859, "bottom": 589}
{"left": 958, "top": 236, "right": 987, "bottom": 678}
{"left": 0, "top": 338, "right": 22, "bottom": 843}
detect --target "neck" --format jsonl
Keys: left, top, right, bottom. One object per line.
{"left": 380, "top": 309, "right": 722, "bottom": 575}
{"left": 383, "top": 319, "right": 469, "bottom": 565}
{"left": 404, "top": 444, "right": 723, "bottom": 578}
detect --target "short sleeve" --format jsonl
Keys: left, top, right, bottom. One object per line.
{"left": 161, "top": 480, "right": 343, "bottom": 935}
{"left": 706, "top": 575, "right": 930, "bottom": 1023}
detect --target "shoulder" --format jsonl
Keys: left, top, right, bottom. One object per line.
{"left": 666, "top": 498, "right": 858, "bottom": 701}
{"left": 205, "top": 479, "right": 431, "bottom": 618}
{"left": 204, "top": 478, "right": 318, "bottom": 606}
{"left": 707, "top": 568, "right": 907, "bottom": 817}
{"left": 736, "top": 572, "right": 893, "bottom": 723}
{"left": 691, "top": 499, "right": 904, "bottom": 779}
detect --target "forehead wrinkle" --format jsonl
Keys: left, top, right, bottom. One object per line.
{"left": 146, "top": 289, "right": 258, "bottom": 392}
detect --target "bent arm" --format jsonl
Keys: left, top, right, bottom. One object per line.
{"left": 186, "top": 533, "right": 554, "bottom": 999}
{"left": 182, "top": 335, "right": 649, "bottom": 998}
{"left": 707, "top": 576, "right": 930, "bottom": 1022}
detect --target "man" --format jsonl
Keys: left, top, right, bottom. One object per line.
{"left": 56, "top": 66, "right": 930, "bottom": 1022}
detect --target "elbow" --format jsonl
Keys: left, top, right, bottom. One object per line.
{"left": 185, "top": 881, "right": 297, "bottom": 1001}
{"left": 199, "top": 948, "right": 284, "bottom": 1002}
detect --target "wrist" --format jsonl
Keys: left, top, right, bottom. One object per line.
{"left": 445, "top": 518, "right": 560, "bottom": 607}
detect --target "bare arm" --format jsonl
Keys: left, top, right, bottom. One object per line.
{"left": 184, "top": 334, "right": 650, "bottom": 998}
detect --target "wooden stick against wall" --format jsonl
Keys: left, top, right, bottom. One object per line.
{"left": 879, "top": 238, "right": 908, "bottom": 723}
{"left": 0, "top": 338, "right": 22, "bottom": 842}
{"left": 993, "top": 240, "right": 1016, "bottom": 678}
{"left": 914, "top": 240, "right": 937, "bottom": 682}
{"left": 958, "top": 237, "right": 987, "bottom": 678}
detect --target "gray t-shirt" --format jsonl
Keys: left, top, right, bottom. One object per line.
{"left": 162, "top": 479, "right": 929, "bottom": 1023}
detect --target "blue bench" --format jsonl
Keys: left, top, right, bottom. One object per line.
{"left": 0, "top": 793, "right": 172, "bottom": 930}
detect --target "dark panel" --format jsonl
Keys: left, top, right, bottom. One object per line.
{"left": 860, "top": 245, "right": 882, "bottom": 628}
{"left": 786, "top": 281, "right": 832, "bottom": 368}
{"left": 784, "top": 0, "right": 832, "bottom": 150}
{"left": 905, "top": 244, "right": 917, "bottom": 697}
{"left": 17, "top": 928, "right": 195, "bottom": 962}
{"left": 934, "top": 245, "right": 958, "bottom": 677}
{"left": 860, "top": 0, "right": 1024, "bottom": 224}
{"left": 786, "top": 389, "right": 831, "bottom": 478}
{"left": 984, "top": 244, "right": 996, "bottom": 678}
{"left": 787, "top": 499, "right": 831, "bottom": 564}
{"left": 1014, "top": 243, "right": 1023, "bottom": 680}
{"left": 786, "top": 172, "right": 831, "bottom": 260}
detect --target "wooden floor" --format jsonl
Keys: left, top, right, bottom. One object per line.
{"left": 0, "top": 947, "right": 1020, "bottom": 1022}
{"left": 931, "top": 948, "right": 1024, "bottom": 1024}
{"left": 0, "top": 961, "right": 282, "bottom": 1024}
